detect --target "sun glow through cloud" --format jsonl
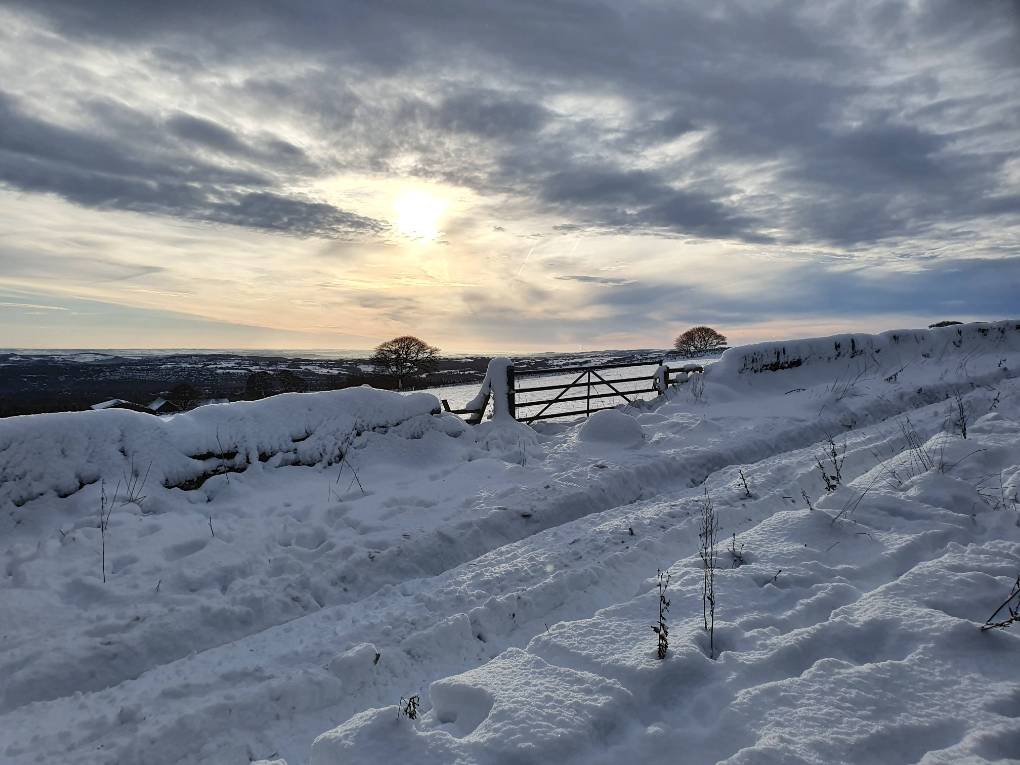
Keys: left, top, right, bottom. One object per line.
{"left": 393, "top": 190, "right": 447, "bottom": 242}
{"left": 0, "top": 1, "right": 1017, "bottom": 352}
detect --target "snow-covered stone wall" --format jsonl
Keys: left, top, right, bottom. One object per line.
{"left": 710, "top": 320, "right": 1020, "bottom": 380}
{"left": 0, "top": 387, "right": 442, "bottom": 508}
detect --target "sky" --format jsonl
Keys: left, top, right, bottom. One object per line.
{"left": 0, "top": 0, "right": 1018, "bottom": 353}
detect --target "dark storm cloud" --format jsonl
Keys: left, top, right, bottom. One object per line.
{"left": 166, "top": 113, "right": 251, "bottom": 156}
{"left": 0, "top": 91, "right": 382, "bottom": 237}
{"left": 533, "top": 166, "right": 767, "bottom": 240}
{"left": 435, "top": 90, "right": 552, "bottom": 139}
{"left": 1, "top": 0, "right": 1018, "bottom": 246}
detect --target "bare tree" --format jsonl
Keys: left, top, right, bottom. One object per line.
{"left": 674, "top": 326, "right": 727, "bottom": 358}
{"left": 167, "top": 382, "right": 203, "bottom": 410}
{"left": 816, "top": 435, "right": 846, "bottom": 492}
{"left": 370, "top": 336, "right": 440, "bottom": 389}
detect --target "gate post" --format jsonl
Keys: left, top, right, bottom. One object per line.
{"left": 506, "top": 363, "right": 516, "bottom": 421}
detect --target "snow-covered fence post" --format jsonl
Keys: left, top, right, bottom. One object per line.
{"left": 654, "top": 363, "right": 669, "bottom": 394}
{"left": 462, "top": 357, "right": 517, "bottom": 424}
{"left": 506, "top": 362, "right": 516, "bottom": 421}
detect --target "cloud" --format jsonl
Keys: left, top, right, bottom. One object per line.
{"left": 0, "top": 0, "right": 1018, "bottom": 348}
{"left": 0, "top": 301, "right": 68, "bottom": 311}
{"left": 166, "top": 112, "right": 252, "bottom": 156}
{"left": 4, "top": 1, "right": 1018, "bottom": 249}
{"left": 555, "top": 274, "right": 636, "bottom": 286}
{"left": 569, "top": 256, "right": 1020, "bottom": 329}
{"left": 435, "top": 89, "right": 552, "bottom": 139}
{"left": 0, "top": 91, "right": 383, "bottom": 238}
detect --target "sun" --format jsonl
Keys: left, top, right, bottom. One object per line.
{"left": 393, "top": 190, "right": 447, "bottom": 242}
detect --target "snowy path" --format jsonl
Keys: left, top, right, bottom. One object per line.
{"left": 315, "top": 385, "right": 1020, "bottom": 765}
{"left": 3, "top": 322, "right": 1020, "bottom": 764}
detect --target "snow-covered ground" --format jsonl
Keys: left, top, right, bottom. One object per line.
{"left": 2, "top": 321, "right": 1020, "bottom": 764}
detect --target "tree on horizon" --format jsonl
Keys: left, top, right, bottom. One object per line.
{"left": 371, "top": 336, "right": 440, "bottom": 389}
{"left": 674, "top": 326, "right": 727, "bottom": 357}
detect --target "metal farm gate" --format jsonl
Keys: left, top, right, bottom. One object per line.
{"left": 443, "top": 360, "right": 703, "bottom": 424}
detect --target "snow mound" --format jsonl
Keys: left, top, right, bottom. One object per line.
{"left": 0, "top": 387, "right": 442, "bottom": 508}
{"left": 310, "top": 648, "right": 632, "bottom": 764}
{"left": 578, "top": 409, "right": 644, "bottom": 445}
{"left": 473, "top": 417, "right": 541, "bottom": 459}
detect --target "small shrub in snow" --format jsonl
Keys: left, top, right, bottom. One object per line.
{"left": 949, "top": 389, "right": 969, "bottom": 439}
{"left": 651, "top": 569, "right": 670, "bottom": 660}
{"left": 98, "top": 479, "right": 119, "bottom": 583}
{"left": 398, "top": 695, "right": 421, "bottom": 720}
{"left": 824, "top": 366, "right": 869, "bottom": 406}
{"left": 333, "top": 433, "right": 367, "bottom": 497}
{"left": 738, "top": 469, "right": 752, "bottom": 499}
{"left": 729, "top": 533, "right": 746, "bottom": 568}
{"left": 698, "top": 490, "right": 719, "bottom": 659}
{"left": 801, "top": 489, "right": 815, "bottom": 511}
{"left": 815, "top": 436, "right": 846, "bottom": 492}
{"left": 989, "top": 388, "right": 1001, "bottom": 410}
{"left": 972, "top": 469, "right": 1018, "bottom": 514}
{"left": 897, "top": 417, "right": 949, "bottom": 477}
{"left": 884, "top": 363, "right": 908, "bottom": 383}
{"left": 120, "top": 461, "right": 151, "bottom": 509}
{"left": 981, "top": 574, "right": 1020, "bottom": 631}
{"left": 829, "top": 473, "right": 882, "bottom": 526}
{"left": 994, "top": 471, "right": 1019, "bottom": 513}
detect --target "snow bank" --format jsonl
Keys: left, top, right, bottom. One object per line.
{"left": 0, "top": 387, "right": 442, "bottom": 508}
{"left": 710, "top": 319, "right": 1020, "bottom": 380}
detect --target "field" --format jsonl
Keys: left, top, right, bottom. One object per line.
{"left": 1, "top": 321, "right": 1019, "bottom": 765}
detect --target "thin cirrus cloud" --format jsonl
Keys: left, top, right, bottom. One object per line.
{"left": 0, "top": 0, "right": 1017, "bottom": 350}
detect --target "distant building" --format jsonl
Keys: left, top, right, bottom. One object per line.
{"left": 90, "top": 397, "right": 228, "bottom": 416}
{"left": 90, "top": 399, "right": 130, "bottom": 411}
{"left": 90, "top": 399, "right": 159, "bottom": 414}
{"left": 146, "top": 398, "right": 180, "bottom": 415}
